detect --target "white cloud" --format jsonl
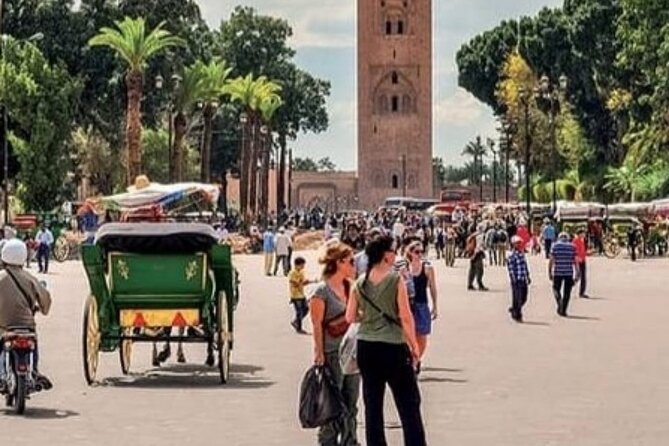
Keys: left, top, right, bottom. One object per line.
{"left": 435, "top": 89, "right": 488, "bottom": 127}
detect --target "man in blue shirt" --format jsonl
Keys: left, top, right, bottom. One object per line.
{"left": 507, "top": 236, "right": 531, "bottom": 322}
{"left": 548, "top": 232, "right": 581, "bottom": 317}
{"left": 542, "top": 218, "right": 556, "bottom": 259}
{"left": 262, "top": 227, "right": 275, "bottom": 276}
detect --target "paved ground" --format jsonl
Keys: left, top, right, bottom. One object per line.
{"left": 2, "top": 250, "right": 669, "bottom": 445}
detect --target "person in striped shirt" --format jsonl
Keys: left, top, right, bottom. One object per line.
{"left": 507, "top": 236, "right": 531, "bottom": 322}
{"left": 549, "top": 232, "right": 581, "bottom": 317}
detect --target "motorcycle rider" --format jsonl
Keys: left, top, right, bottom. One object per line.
{"left": 0, "top": 239, "right": 52, "bottom": 391}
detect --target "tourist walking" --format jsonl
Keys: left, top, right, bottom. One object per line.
{"left": 496, "top": 225, "right": 509, "bottom": 266}
{"left": 346, "top": 235, "right": 427, "bottom": 446}
{"left": 542, "top": 219, "right": 556, "bottom": 258}
{"left": 573, "top": 228, "right": 589, "bottom": 298}
{"left": 262, "top": 227, "right": 275, "bottom": 276}
{"left": 406, "top": 241, "right": 438, "bottom": 373}
{"left": 309, "top": 242, "right": 360, "bottom": 446}
{"left": 507, "top": 236, "right": 531, "bottom": 322}
{"left": 36, "top": 223, "right": 54, "bottom": 274}
{"left": 434, "top": 225, "right": 445, "bottom": 259}
{"left": 549, "top": 233, "right": 580, "bottom": 317}
{"left": 274, "top": 228, "right": 291, "bottom": 276}
{"left": 444, "top": 225, "right": 456, "bottom": 267}
{"left": 467, "top": 224, "right": 488, "bottom": 291}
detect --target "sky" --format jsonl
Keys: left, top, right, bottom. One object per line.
{"left": 198, "top": 0, "right": 563, "bottom": 170}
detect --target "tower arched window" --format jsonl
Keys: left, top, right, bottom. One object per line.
{"left": 391, "top": 96, "right": 399, "bottom": 112}
{"left": 377, "top": 95, "right": 389, "bottom": 114}
{"left": 386, "top": 21, "right": 392, "bottom": 35}
{"left": 391, "top": 175, "right": 399, "bottom": 189}
{"left": 391, "top": 72, "right": 398, "bottom": 84}
{"left": 402, "top": 94, "right": 414, "bottom": 113}
{"left": 397, "top": 20, "right": 404, "bottom": 35}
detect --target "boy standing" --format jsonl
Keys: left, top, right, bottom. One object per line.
{"left": 288, "top": 257, "right": 312, "bottom": 333}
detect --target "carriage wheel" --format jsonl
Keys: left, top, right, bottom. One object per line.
{"left": 82, "top": 296, "right": 101, "bottom": 385}
{"left": 53, "top": 237, "right": 70, "bottom": 263}
{"left": 120, "top": 329, "right": 133, "bottom": 375}
{"left": 217, "top": 293, "right": 231, "bottom": 384}
{"left": 604, "top": 238, "right": 621, "bottom": 259}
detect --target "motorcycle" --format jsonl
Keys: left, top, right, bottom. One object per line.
{"left": 1, "top": 328, "right": 44, "bottom": 414}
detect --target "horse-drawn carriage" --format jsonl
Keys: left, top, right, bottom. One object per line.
{"left": 81, "top": 222, "right": 238, "bottom": 384}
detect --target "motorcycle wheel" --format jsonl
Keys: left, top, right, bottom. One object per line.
{"left": 15, "top": 375, "right": 26, "bottom": 414}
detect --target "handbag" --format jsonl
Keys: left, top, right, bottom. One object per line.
{"left": 338, "top": 323, "right": 360, "bottom": 375}
{"left": 298, "top": 365, "right": 346, "bottom": 429}
{"left": 323, "top": 312, "right": 349, "bottom": 338}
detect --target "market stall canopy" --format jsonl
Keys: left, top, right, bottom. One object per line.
{"left": 555, "top": 201, "right": 606, "bottom": 220}
{"left": 606, "top": 202, "right": 652, "bottom": 218}
{"left": 651, "top": 198, "right": 669, "bottom": 217}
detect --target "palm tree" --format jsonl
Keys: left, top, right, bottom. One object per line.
{"left": 170, "top": 64, "right": 208, "bottom": 182}
{"left": 258, "top": 95, "right": 283, "bottom": 222}
{"left": 195, "top": 59, "right": 233, "bottom": 183}
{"left": 227, "top": 75, "right": 282, "bottom": 220}
{"left": 462, "top": 136, "right": 487, "bottom": 200}
{"left": 89, "top": 17, "right": 184, "bottom": 185}
{"left": 604, "top": 163, "right": 648, "bottom": 202}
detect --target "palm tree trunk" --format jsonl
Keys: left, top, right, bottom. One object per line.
{"left": 172, "top": 112, "right": 188, "bottom": 182}
{"left": 249, "top": 123, "right": 259, "bottom": 218}
{"left": 201, "top": 104, "right": 214, "bottom": 183}
{"left": 261, "top": 133, "right": 271, "bottom": 224}
{"left": 277, "top": 131, "right": 287, "bottom": 215}
{"left": 125, "top": 70, "right": 143, "bottom": 185}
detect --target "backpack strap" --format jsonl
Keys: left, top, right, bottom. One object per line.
{"left": 5, "top": 269, "right": 36, "bottom": 313}
{"left": 356, "top": 277, "right": 401, "bottom": 327}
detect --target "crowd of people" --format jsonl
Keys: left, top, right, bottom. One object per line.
{"left": 285, "top": 204, "right": 609, "bottom": 445}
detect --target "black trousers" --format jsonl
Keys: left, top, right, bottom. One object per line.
{"left": 544, "top": 239, "right": 553, "bottom": 259}
{"left": 37, "top": 245, "right": 50, "bottom": 273}
{"left": 553, "top": 276, "right": 574, "bottom": 314}
{"left": 291, "top": 299, "right": 308, "bottom": 331}
{"left": 468, "top": 253, "right": 485, "bottom": 289}
{"left": 578, "top": 262, "right": 587, "bottom": 296}
{"left": 357, "top": 340, "right": 426, "bottom": 446}
{"left": 273, "top": 255, "right": 288, "bottom": 276}
{"left": 510, "top": 282, "right": 528, "bottom": 319}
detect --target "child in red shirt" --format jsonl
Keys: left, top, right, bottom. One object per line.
{"left": 572, "top": 228, "right": 588, "bottom": 298}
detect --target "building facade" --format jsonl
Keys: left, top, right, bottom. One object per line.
{"left": 357, "top": 0, "right": 434, "bottom": 208}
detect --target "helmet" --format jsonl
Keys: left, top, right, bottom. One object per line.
{"left": 1, "top": 239, "right": 27, "bottom": 266}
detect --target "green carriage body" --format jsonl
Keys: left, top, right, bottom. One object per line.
{"left": 80, "top": 223, "right": 238, "bottom": 384}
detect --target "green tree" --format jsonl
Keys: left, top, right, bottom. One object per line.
{"left": 604, "top": 162, "right": 648, "bottom": 202}
{"left": 89, "top": 16, "right": 184, "bottom": 184}
{"left": 1, "top": 38, "right": 81, "bottom": 210}
{"left": 292, "top": 157, "right": 319, "bottom": 172}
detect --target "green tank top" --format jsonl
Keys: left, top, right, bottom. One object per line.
{"left": 355, "top": 272, "right": 405, "bottom": 345}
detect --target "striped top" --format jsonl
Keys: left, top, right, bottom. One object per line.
{"left": 551, "top": 240, "right": 576, "bottom": 277}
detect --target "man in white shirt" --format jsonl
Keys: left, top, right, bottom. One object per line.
{"left": 273, "top": 228, "right": 292, "bottom": 276}
{"left": 392, "top": 219, "right": 405, "bottom": 245}
{"left": 36, "top": 224, "right": 54, "bottom": 274}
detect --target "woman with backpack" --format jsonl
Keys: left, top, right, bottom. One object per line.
{"left": 309, "top": 241, "right": 360, "bottom": 446}
{"left": 346, "top": 235, "right": 427, "bottom": 446}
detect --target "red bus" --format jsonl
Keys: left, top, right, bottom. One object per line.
{"left": 440, "top": 188, "right": 472, "bottom": 204}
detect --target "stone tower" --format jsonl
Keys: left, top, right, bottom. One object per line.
{"left": 357, "top": 0, "right": 433, "bottom": 208}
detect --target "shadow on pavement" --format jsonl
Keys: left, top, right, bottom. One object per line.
{"left": 522, "top": 321, "right": 551, "bottom": 326}
{"left": 0, "top": 407, "right": 79, "bottom": 419}
{"left": 419, "top": 376, "right": 468, "bottom": 384}
{"left": 566, "top": 315, "right": 600, "bottom": 321}
{"left": 421, "top": 367, "right": 463, "bottom": 373}
{"left": 99, "top": 363, "right": 274, "bottom": 389}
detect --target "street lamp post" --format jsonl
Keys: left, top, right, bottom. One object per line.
{"left": 519, "top": 87, "right": 532, "bottom": 214}
{"left": 499, "top": 117, "right": 515, "bottom": 204}
{"left": 155, "top": 73, "right": 181, "bottom": 180}
{"left": 239, "top": 112, "right": 249, "bottom": 220}
{"left": 488, "top": 138, "right": 497, "bottom": 203}
{"left": 535, "top": 74, "right": 567, "bottom": 214}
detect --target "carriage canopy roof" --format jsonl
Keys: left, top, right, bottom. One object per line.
{"left": 95, "top": 222, "right": 219, "bottom": 254}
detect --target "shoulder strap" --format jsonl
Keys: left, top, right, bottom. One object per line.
{"left": 5, "top": 269, "right": 36, "bottom": 312}
{"left": 356, "top": 277, "right": 401, "bottom": 327}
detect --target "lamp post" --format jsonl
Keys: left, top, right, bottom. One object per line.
{"left": 518, "top": 87, "right": 532, "bottom": 214}
{"left": 488, "top": 138, "right": 497, "bottom": 203}
{"left": 239, "top": 112, "right": 249, "bottom": 219}
{"left": 499, "top": 116, "right": 515, "bottom": 204}
{"left": 259, "top": 124, "right": 270, "bottom": 225}
{"left": 535, "top": 74, "right": 567, "bottom": 214}
{"left": 155, "top": 73, "right": 181, "bottom": 180}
